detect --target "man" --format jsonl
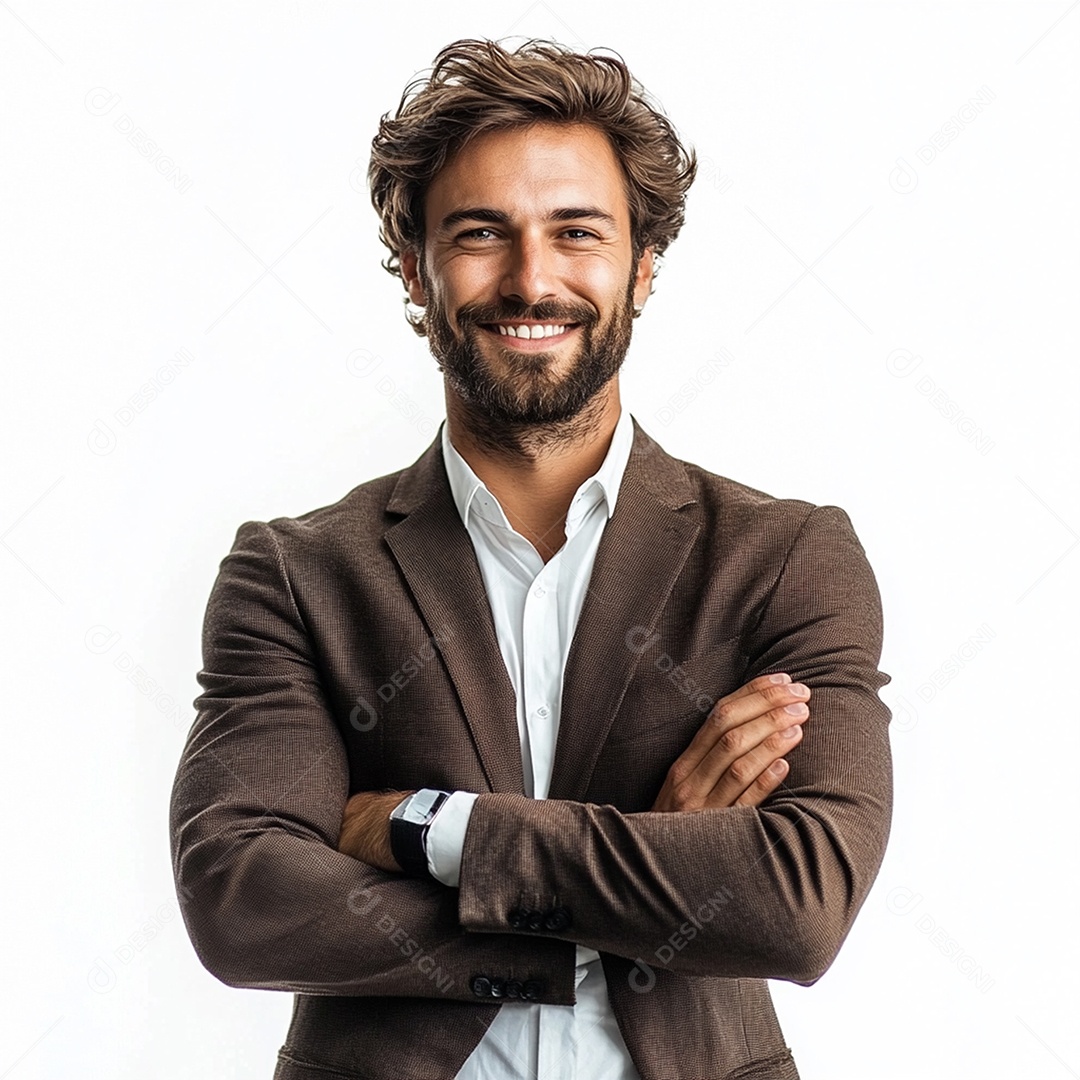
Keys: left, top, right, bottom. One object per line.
{"left": 170, "top": 38, "right": 892, "bottom": 1080}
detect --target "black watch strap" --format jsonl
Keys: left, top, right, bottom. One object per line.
{"left": 389, "top": 790, "right": 449, "bottom": 879}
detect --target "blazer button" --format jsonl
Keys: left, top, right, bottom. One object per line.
{"left": 507, "top": 907, "right": 527, "bottom": 929}
{"left": 489, "top": 977, "right": 506, "bottom": 999}
{"left": 470, "top": 975, "right": 492, "bottom": 998}
{"left": 521, "top": 979, "right": 541, "bottom": 1001}
{"left": 544, "top": 906, "right": 572, "bottom": 931}
{"left": 505, "top": 979, "right": 523, "bottom": 999}
{"left": 526, "top": 909, "right": 545, "bottom": 931}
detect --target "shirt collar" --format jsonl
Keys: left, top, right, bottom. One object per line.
{"left": 440, "top": 406, "right": 635, "bottom": 533}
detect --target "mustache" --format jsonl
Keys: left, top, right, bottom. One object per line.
{"left": 456, "top": 300, "right": 598, "bottom": 327}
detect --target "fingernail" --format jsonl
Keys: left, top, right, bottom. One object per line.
{"left": 782, "top": 725, "right": 801, "bottom": 737}
{"left": 769, "top": 673, "right": 790, "bottom": 684}
{"left": 789, "top": 683, "right": 809, "bottom": 697}
{"left": 784, "top": 703, "right": 807, "bottom": 715}
{"left": 770, "top": 759, "right": 787, "bottom": 775}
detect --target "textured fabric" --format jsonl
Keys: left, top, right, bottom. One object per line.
{"left": 428, "top": 407, "right": 640, "bottom": 1077}
{"left": 168, "top": 414, "right": 892, "bottom": 1080}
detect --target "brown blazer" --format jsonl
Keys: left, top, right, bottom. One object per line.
{"left": 169, "top": 415, "right": 892, "bottom": 1080}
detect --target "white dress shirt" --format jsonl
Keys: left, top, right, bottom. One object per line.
{"left": 425, "top": 407, "right": 642, "bottom": 1080}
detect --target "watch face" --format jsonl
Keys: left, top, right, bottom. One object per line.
{"left": 402, "top": 789, "right": 443, "bottom": 824}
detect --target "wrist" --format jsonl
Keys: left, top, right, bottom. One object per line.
{"left": 389, "top": 788, "right": 450, "bottom": 878}
{"left": 339, "top": 789, "right": 415, "bottom": 870}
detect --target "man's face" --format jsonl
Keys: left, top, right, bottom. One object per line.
{"left": 400, "top": 121, "right": 653, "bottom": 427}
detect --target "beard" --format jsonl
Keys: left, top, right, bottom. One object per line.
{"left": 420, "top": 264, "right": 638, "bottom": 434}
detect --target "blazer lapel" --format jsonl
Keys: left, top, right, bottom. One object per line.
{"left": 383, "top": 435, "right": 526, "bottom": 795}
{"left": 548, "top": 417, "right": 699, "bottom": 800}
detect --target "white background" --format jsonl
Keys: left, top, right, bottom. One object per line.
{"left": 2, "top": 1, "right": 1077, "bottom": 1077}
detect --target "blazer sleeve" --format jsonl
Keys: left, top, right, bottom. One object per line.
{"left": 168, "top": 520, "right": 576, "bottom": 1002}
{"left": 455, "top": 504, "right": 893, "bottom": 986}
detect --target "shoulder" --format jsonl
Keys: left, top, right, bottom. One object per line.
{"left": 226, "top": 463, "right": 412, "bottom": 566}
{"left": 632, "top": 420, "right": 865, "bottom": 564}
{"left": 683, "top": 458, "right": 852, "bottom": 538}
{"left": 632, "top": 419, "right": 813, "bottom": 530}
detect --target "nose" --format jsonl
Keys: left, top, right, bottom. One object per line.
{"left": 499, "top": 229, "right": 557, "bottom": 308}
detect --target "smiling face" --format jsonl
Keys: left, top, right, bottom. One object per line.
{"left": 400, "top": 121, "right": 654, "bottom": 429}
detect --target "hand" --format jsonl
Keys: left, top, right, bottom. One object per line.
{"left": 651, "top": 673, "right": 811, "bottom": 812}
{"left": 337, "top": 789, "right": 415, "bottom": 872}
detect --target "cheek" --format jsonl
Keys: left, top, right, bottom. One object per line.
{"left": 562, "top": 257, "right": 630, "bottom": 302}
{"left": 436, "top": 264, "right": 498, "bottom": 314}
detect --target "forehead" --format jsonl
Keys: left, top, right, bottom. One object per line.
{"left": 424, "top": 121, "right": 631, "bottom": 233}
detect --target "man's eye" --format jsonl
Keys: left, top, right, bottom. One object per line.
{"left": 460, "top": 228, "right": 496, "bottom": 240}
{"left": 563, "top": 229, "right": 594, "bottom": 240}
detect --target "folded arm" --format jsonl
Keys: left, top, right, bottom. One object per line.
{"left": 454, "top": 504, "right": 893, "bottom": 986}
{"left": 168, "top": 520, "right": 576, "bottom": 1002}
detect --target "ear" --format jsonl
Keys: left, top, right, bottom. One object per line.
{"left": 632, "top": 246, "right": 655, "bottom": 310}
{"left": 400, "top": 248, "right": 428, "bottom": 307}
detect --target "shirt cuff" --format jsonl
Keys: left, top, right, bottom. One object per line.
{"left": 425, "top": 790, "right": 479, "bottom": 887}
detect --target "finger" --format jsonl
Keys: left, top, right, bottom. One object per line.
{"left": 732, "top": 757, "right": 789, "bottom": 808}
{"left": 701, "top": 720, "right": 804, "bottom": 807}
{"left": 663, "top": 699, "right": 807, "bottom": 809}
{"left": 673, "top": 681, "right": 811, "bottom": 778}
{"left": 710, "top": 674, "right": 801, "bottom": 721}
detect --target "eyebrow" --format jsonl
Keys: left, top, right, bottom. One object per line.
{"left": 434, "top": 206, "right": 620, "bottom": 236}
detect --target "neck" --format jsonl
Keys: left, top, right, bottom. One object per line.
{"left": 444, "top": 383, "right": 622, "bottom": 561}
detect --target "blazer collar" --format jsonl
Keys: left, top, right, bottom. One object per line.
{"left": 383, "top": 414, "right": 700, "bottom": 800}
{"left": 387, "top": 413, "right": 695, "bottom": 517}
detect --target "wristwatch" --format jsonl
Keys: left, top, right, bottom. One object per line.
{"left": 388, "top": 788, "right": 450, "bottom": 879}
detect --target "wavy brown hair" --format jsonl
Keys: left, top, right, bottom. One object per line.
{"left": 368, "top": 38, "right": 698, "bottom": 336}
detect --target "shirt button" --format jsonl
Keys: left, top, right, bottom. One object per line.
{"left": 537, "top": 705, "right": 549, "bottom": 718}
{"left": 533, "top": 586, "right": 546, "bottom": 598}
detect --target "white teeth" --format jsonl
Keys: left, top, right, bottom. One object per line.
{"left": 494, "top": 324, "right": 569, "bottom": 339}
